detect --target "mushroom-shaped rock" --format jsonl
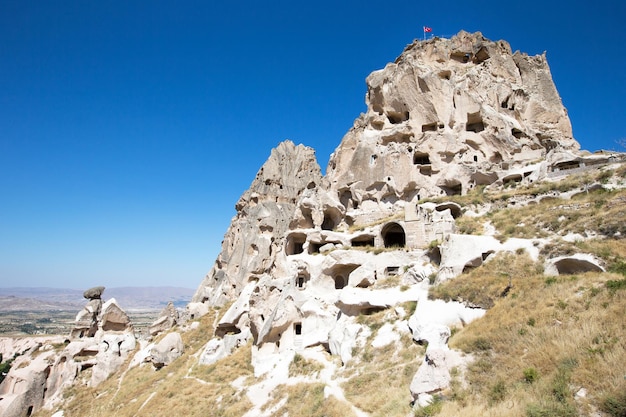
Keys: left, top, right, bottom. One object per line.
{"left": 149, "top": 332, "right": 184, "bottom": 369}
{"left": 83, "top": 286, "right": 105, "bottom": 300}
{"left": 545, "top": 253, "right": 604, "bottom": 276}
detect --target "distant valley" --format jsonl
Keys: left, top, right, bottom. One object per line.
{"left": 0, "top": 286, "right": 195, "bottom": 311}
{"left": 0, "top": 286, "right": 195, "bottom": 337}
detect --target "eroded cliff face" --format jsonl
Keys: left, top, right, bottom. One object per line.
{"left": 191, "top": 31, "right": 585, "bottom": 329}
{"left": 326, "top": 31, "right": 578, "bottom": 204}
{"left": 191, "top": 140, "right": 323, "bottom": 307}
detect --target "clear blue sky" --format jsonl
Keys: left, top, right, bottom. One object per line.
{"left": 1, "top": 0, "right": 624, "bottom": 290}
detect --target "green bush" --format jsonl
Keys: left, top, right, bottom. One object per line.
{"left": 606, "top": 278, "right": 626, "bottom": 293}
{"left": 0, "top": 360, "right": 12, "bottom": 384}
{"left": 488, "top": 379, "right": 507, "bottom": 404}
{"left": 523, "top": 367, "right": 539, "bottom": 384}
{"left": 601, "top": 390, "right": 626, "bottom": 417}
{"left": 414, "top": 395, "right": 443, "bottom": 417}
{"left": 608, "top": 261, "right": 626, "bottom": 277}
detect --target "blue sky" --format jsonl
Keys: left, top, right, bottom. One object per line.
{"left": 1, "top": 0, "right": 625, "bottom": 290}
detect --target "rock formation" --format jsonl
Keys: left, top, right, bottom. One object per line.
{"left": 149, "top": 301, "right": 180, "bottom": 336}
{"left": 0, "top": 288, "right": 136, "bottom": 417}
{"left": 186, "top": 31, "right": 618, "bottom": 410}
{"left": 70, "top": 285, "right": 105, "bottom": 338}
{"left": 326, "top": 30, "right": 578, "bottom": 205}
{"left": 190, "top": 140, "right": 323, "bottom": 308}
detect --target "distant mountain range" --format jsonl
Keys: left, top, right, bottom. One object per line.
{"left": 0, "top": 287, "right": 195, "bottom": 312}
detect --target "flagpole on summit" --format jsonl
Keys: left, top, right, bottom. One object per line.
{"left": 423, "top": 26, "right": 432, "bottom": 40}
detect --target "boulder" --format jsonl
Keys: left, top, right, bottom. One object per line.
{"left": 148, "top": 332, "right": 184, "bottom": 369}
{"left": 100, "top": 298, "right": 133, "bottom": 333}
{"left": 149, "top": 302, "right": 180, "bottom": 336}
{"left": 83, "top": 286, "right": 105, "bottom": 300}
{"left": 409, "top": 349, "right": 456, "bottom": 399}
{"left": 91, "top": 332, "right": 136, "bottom": 385}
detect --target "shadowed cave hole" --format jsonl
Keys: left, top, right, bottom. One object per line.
{"left": 381, "top": 222, "right": 406, "bottom": 248}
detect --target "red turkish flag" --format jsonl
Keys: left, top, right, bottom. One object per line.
{"left": 423, "top": 26, "right": 432, "bottom": 33}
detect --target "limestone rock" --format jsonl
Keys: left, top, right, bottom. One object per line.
{"left": 71, "top": 297, "right": 102, "bottom": 338}
{"left": 410, "top": 349, "right": 464, "bottom": 400}
{"left": 91, "top": 332, "right": 136, "bottom": 386}
{"left": 438, "top": 234, "right": 540, "bottom": 282}
{"left": 199, "top": 329, "right": 251, "bottom": 366}
{"left": 99, "top": 298, "right": 133, "bottom": 333}
{"left": 326, "top": 31, "right": 578, "bottom": 203}
{"left": 148, "top": 332, "right": 184, "bottom": 369}
{"left": 149, "top": 301, "right": 179, "bottom": 336}
{"left": 0, "top": 351, "right": 53, "bottom": 417}
{"left": 192, "top": 140, "right": 323, "bottom": 309}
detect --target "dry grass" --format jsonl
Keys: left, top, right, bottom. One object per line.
{"left": 288, "top": 353, "right": 324, "bottom": 377}
{"left": 268, "top": 383, "right": 357, "bottom": 417}
{"left": 341, "top": 310, "right": 424, "bottom": 417}
{"left": 428, "top": 250, "right": 626, "bottom": 416}
{"left": 429, "top": 252, "right": 541, "bottom": 308}
{"left": 487, "top": 188, "right": 626, "bottom": 241}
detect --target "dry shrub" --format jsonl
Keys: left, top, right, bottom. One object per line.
{"left": 289, "top": 353, "right": 324, "bottom": 377}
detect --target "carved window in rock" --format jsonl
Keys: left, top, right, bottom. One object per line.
{"left": 413, "top": 152, "right": 431, "bottom": 165}
{"left": 294, "top": 323, "right": 302, "bottom": 335}
{"left": 385, "top": 266, "right": 399, "bottom": 276}
{"left": 466, "top": 112, "right": 485, "bottom": 133}
{"left": 381, "top": 222, "right": 406, "bottom": 248}
{"left": 296, "top": 275, "right": 306, "bottom": 289}
{"left": 334, "top": 275, "right": 346, "bottom": 290}
{"left": 321, "top": 214, "right": 335, "bottom": 231}
{"left": 309, "top": 242, "right": 324, "bottom": 254}
{"left": 351, "top": 236, "right": 375, "bottom": 248}
{"left": 286, "top": 233, "right": 306, "bottom": 255}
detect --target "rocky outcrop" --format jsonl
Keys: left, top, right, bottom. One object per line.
{"left": 147, "top": 332, "right": 183, "bottom": 369}
{"left": 70, "top": 286, "right": 106, "bottom": 338}
{"left": 6, "top": 30, "right": 611, "bottom": 416}
{"left": 545, "top": 253, "right": 605, "bottom": 275}
{"left": 149, "top": 301, "right": 179, "bottom": 336}
{"left": 191, "top": 140, "right": 323, "bottom": 308}
{"left": 0, "top": 290, "right": 137, "bottom": 417}
{"left": 326, "top": 31, "right": 578, "bottom": 204}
